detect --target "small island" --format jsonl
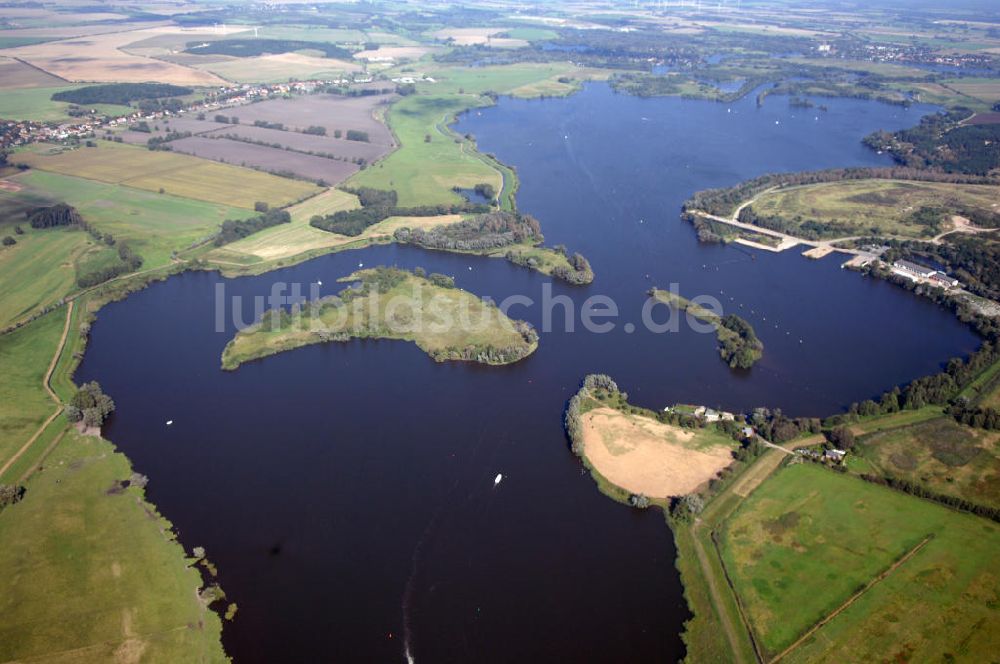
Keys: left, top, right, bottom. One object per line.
{"left": 564, "top": 375, "right": 745, "bottom": 505}
{"left": 650, "top": 288, "right": 763, "bottom": 369}
{"left": 221, "top": 266, "right": 539, "bottom": 370}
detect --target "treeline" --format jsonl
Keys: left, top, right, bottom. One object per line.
{"left": 185, "top": 38, "right": 352, "bottom": 60}
{"left": 214, "top": 208, "right": 291, "bottom": 246}
{"left": 818, "top": 340, "right": 1000, "bottom": 433}
{"left": 51, "top": 83, "right": 192, "bottom": 106}
{"left": 683, "top": 166, "right": 999, "bottom": 218}
{"left": 565, "top": 374, "right": 621, "bottom": 455}
{"left": 393, "top": 210, "right": 543, "bottom": 251}
{"left": 859, "top": 473, "right": 1000, "bottom": 524}
{"left": 309, "top": 187, "right": 490, "bottom": 237}
{"left": 948, "top": 403, "right": 1000, "bottom": 430}
{"left": 864, "top": 109, "right": 1000, "bottom": 175}
{"left": 428, "top": 320, "right": 538, "bottom": 365}
{"left": 77, "top": 242, "right": 143, "bottom": 288}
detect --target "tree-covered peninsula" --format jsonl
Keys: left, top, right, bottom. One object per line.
{"left": 650, "top": 288, "right": 763, "bottom": 369}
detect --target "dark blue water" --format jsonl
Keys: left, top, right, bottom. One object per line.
{"left": 77, "top": 83, "right": 978, "bottom": 663}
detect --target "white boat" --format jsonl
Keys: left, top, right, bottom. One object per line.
{"left": 494, "top": 473, "right": 503, "bottom": 486}
{"left": 166, "top": 420, "right": 173, "bottom": 426}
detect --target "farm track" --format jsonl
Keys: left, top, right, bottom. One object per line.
{"left": 0, "top": 300, "right": 73, "bottom": 480}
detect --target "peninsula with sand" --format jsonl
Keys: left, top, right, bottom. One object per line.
{"left": 564, "top": 374, "right": 745, "bottom": 505}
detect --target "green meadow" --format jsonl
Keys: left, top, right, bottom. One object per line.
{"left": 0, "top": 429, "right": 227, "bottom": 663}
{"left": 721, "top": 463, "right": 1000, "bottom": 661}
{"left": 349, "top": 63, "right": 585, "bottom": 207}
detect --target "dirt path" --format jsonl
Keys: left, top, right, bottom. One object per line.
{"left": 690, "top": 520, "right": 750, "bottom": 664}
{"left": 768, "top": 534, "right": 933, "bottom": 664}
{"left": 0, "top": 301, "right": 73, "bottom": 480}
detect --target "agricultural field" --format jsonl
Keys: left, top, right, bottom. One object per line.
{"left": 201, "top": 123, "right": 389, "bottom": 163}
{"left": 856, "top": 416, "right": 1000, "bottom": 510}
{"left": 12, "top": 141, "right": 319, "bottom": 209}
{"left": 0, "top": 56, "right": 68, "bottom": 89}
{"left": 746, "top": 179, "right": 1000, "bottom": 240}
{"left": 0, "top": 86, "right": 131, "bottom": 123}
{"left": 352, "top": 45, "right": 434, "bottom": 62}
{"left": 12, "top": 169, "right": 246, "bottom": 267}
{"left": 0, "top": 179, "right": 87, "bottom": 327}
{"left": 0, "top": 168, "right": 247, "bottom": 325}
{"left": 579, "top": 406, "right": 737, "bottom": 499}
{"left": 167, "top": 136, "right": 357, "bottom": 184}
{"left": 221, "top": 93, "right": 396, "bottom": 149}
{"left": 720, "top": 463, "right": 1000, "bottom": 662}
{"left": 1, "top": 26, "right": 228, "bottom": 85}
{"left": 192, "top": 53, "right": 359, "bottom": 84}
{"left": 429, "top": 27, "right": 529, "bottom": 48}
{"left": 208, "top": 186, "right": 462, "bottom": 267}
{"left": 940, "top": 77, "right": 1000, "bottom": 105}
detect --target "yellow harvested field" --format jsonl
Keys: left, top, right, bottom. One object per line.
{"left": 353, "top": 46, "right": 434, "bottom": 61}
{"left": 212, "top": 203, "right": 462, "bottom": 264}
{"left": 581, "top": 407, "right": 736, "bottom": 498}
{"left": 430, "top": 27, "right": 528, "bottom": 48}
{"left": 2, "top": 26, "right": 227, "bottom": 85}
{"left": 13, "top": 143, "right": 318, "bottom": 209}
{"left": 288, "top": 188, "right": 360, "bottom": 224}
{"left": 208, "top": 188, "right": 464, "bottom": 265}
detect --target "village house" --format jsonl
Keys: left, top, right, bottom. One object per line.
{"left": 825, "top": 449, "right": 847, "bottom": 463}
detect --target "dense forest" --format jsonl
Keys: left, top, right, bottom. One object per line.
{"left": 185, "top": 38, "right": 353, "bottom": 60}
{"left": 864, "top": 109, "right": 1000, "bottom": 175}
{"left": 51, "top": 83, "right": 193, "bottom": 106}
{"left": 393, "top": 210, "right": 543, "bottom": 251}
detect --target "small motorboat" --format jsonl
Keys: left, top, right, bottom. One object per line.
{"left": 494, "top": 473, "right": 503, "bottom": 486}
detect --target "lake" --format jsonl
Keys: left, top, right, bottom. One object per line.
{"left": 77, "top": 83, "right": 978, "bottom": 663}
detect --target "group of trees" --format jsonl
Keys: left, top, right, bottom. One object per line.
{"left": 394, "top": 210, "right": 543, "bottom": 252}
{"left": 51, "top": 83, "right": 192, "bottom": 106}
{"left": 64, "top": 381, "right": 115, "bottom": 429}
{"left": 26, "top": 203, "right": 82, "bottom": 229}
{"left": 717, "top": 314, "right": 763, "bottom": 369}
{"left": 0, "top": 484, "right": 25, "bottom": 513}
{"left": 214, "top": 208, "right": 291, "bottom": 246}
